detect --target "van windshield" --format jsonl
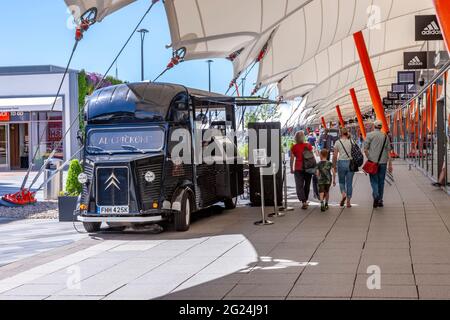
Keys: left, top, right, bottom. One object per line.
{"left": 87, "top": 127, "right": 165, "bottom": 155}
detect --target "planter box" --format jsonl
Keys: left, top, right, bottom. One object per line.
{"left": 58, "top": 196, "right": 78, "bottom": 222}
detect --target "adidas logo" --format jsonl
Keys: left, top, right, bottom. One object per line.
{"left": 421, "top": 21, "right": 442, "bottom": 36}
{"left": 408, "top": 56, "right": 423, "bottom": 67}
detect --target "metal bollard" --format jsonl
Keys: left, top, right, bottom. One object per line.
{"left": 254, "top": 167, "right": 274, "bottom": 226}
{"left": 269, "top": 164, "right": 285, "bottom": 218}
{"left": 279, "top": 159, "right": 294, "bottom": 212}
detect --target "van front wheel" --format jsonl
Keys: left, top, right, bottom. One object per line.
{"left": 224, "top": 197, "right": 237, "bottom": 210}
{"left": 83, "top": 222, "right": 101, "bottom": 233}
{"left": 174, "top": 191, "right": 192, "bottom": 232}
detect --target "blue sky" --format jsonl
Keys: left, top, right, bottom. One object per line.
{"left": 0, "top": 0, "right": 259, "bottom": 95}
{"left": 0, "top": 1, "right": 300, "bottom": 125}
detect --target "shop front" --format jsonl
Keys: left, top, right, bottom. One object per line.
{"left": 0, "top": 66, "right": 79, "bottom": 171}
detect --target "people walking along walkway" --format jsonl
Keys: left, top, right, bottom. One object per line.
{"left": 291, "top": 131, "right": 314, "bottom": 210}
{"left": 332, "top": 128, "right": 355, "bottom": 208}
{"left": 364, "top": 120, "right": 393, "bottom": 208}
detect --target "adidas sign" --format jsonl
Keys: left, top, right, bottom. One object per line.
{"left": 421, "top": 21, "right": 442, "bottom": 36}
{"left": 408, "top": 56, "right": 423, "bottom": 67}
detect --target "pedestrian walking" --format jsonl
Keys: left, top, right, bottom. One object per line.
{"left": 332, "top": 128, "right": 355, "bottom": 208}
{"left": 319, "top": 129, "right": 333, "bottom": 160}
{"left": 363, "top": 120, "right": 393, "bottom": 208}
{"left": 316, "top": 149, "right": 335, "bottom": 212}
{"left": 290, "top": 131, "right": 314, "bottom": 210}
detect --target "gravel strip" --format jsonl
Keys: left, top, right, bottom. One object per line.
{"left": 0, "top": 202, "right": 58, "bottom": 220}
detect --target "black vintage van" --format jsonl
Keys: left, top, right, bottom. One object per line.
{"left": 76, "top": 82, "right": 245, "bottom": 232}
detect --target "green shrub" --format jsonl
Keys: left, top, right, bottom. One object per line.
{"left": 65, "top": 159, "right": 83, "bottom": 196}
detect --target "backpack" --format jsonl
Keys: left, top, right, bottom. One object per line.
{"left": 350, "top": 140, "right": 364, "bottom": 167}
{"left": 303, "top": 148, "right": 317, "bottom": 175}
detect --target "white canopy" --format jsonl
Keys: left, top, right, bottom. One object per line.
{"left": 65, "top": 0, "right": 442, "bottom": 124}
{"left": 64, "top": 0, "right": 136, "bottom": 22}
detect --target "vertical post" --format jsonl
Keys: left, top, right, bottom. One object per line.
{"left": 433, "top": 0, "right": 450, "bottom": 52}
{"left": 137, "top": 29, "right": 149, "bottom": 82}
{"left": 321, "top": 117, "right": 327, "bottom": 129}
{"left": 269, "top": 163, "right": 284, "bottom": 217}
{"left": 350, "top": 88, "right": 367, "bottom": 139}
{"left": 206, "top": 60, "right": 213, "bottom": 92}
{"left": 279, "top": 157, "right": 294, "bottom": 212}
{"left": 336, "top": 105, "right": 345, "bottom": 128}
{"left": 353, "top": 31, "right": 389, "bottom": 133}
{"left": 254, "top": 167, "right": 274, "bottom": 226}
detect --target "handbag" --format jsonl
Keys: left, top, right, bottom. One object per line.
{"left": 363, "top": 135, "right": 388, "bottom": 175}
{"left": 338, "top": 140, "right": 359, "bottom": 172}
{"left": 351, "top": 140, "right": 364, "bottom": 167}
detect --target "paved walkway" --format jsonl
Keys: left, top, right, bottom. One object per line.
{"left": 0, "top": 161, "right": 450, "bottom": 300}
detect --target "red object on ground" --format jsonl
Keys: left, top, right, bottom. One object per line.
{"left": 2, "top": 189, "right": 37, "bottom": 206}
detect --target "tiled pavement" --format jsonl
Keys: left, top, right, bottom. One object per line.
{"left": 0, "top": 219, "right": 86, "bottom": 267}
{"left": 0, "top": 161, "right": 450, "bottom": 300}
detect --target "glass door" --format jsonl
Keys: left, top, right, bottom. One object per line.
{"left": 0, "top": 125, "right": 8, "bottom": 169}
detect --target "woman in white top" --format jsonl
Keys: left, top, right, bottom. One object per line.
{"left": 332, "top": 128, "right": 355, "bottom": 208}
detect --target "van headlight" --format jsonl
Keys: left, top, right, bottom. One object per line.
{"left": 78, "top": 173, "right": 88, "bottom": 184}
{"left": 144, "top": 171, "right": 156, "bottom": 183}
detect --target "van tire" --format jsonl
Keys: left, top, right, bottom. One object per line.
{"left": 83, "top": 222, "right": 101, "bottom": 233}
{"left": 224, "top": 197, "right": 237, "bottom": 210}
{"left": 174, "top": 191, "right": 192, "bottom": 232}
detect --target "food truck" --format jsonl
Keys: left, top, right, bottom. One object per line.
{"left": 76, "top": 82, "right": 247, "bottom": 232}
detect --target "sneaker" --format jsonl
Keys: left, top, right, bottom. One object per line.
{"left": 378, "top": 200, "right": 384, "bottom": 207}
{"left": 373, "top": 199, "right": 379, "bottom": 209}
{"left": 325, "top": 203, "right": 329, "bottom": 210}
{"left": 301, "top": 203, "right": 308, "bottom": 210}
{"left": 320, "top": 202, "right": 326, "bottom": 212}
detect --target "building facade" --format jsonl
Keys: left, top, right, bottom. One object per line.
{"left": 0, "top": 65, "right": 79, "bottom": 171}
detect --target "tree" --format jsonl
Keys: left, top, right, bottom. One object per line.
{"left": 244, "top": 103, "right": 281, "bottom": 128}
{"left": 77, "top": 70, "right": 124, "bottom": 133}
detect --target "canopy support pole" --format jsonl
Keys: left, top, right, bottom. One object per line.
{"left": 433, "top": 0, "right": 450, "bottom": 52}
{"left": 336, "top": 105, "right": 345, "bottom": 128}
{"left": 350, "top": 88, "right": 367, "bottom": 139}
{"left": 353, "top": 31, "right": 388, "bottom": 133}
{"left": 321, "top": 117, "right": 327, "bottom": 129}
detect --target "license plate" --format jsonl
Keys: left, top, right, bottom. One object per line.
{"left": 97, "top": 206, "right": 129, "bottom": 214}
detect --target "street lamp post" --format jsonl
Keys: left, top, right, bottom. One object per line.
{"left": 137, "top": 29, "right": 149, "bottom": 81}
{"left": 206, "top": 60, "right": 213, "bottom": 92}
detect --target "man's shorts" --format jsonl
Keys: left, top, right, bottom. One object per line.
{"left": 318, "top": 184, "right": 331, "bottom": 193}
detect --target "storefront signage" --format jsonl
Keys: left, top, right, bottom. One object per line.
{"left": 407, "top": 84, "right": 418, "bottom": 94}
{"left": 383, "top": 98, "right": 393, "bottom": 106}
{"left": 387, "top": 92, "right": 399, "bottom": 100}
{"left": 404, "top": 51, "right": 428, "bottom": 70}
{"left": 392, "top": 84, "right": 406, "bottom": 94}
{"left": 397, "top": 71, "right": 416, "bottom": 84}
{"left": 10, "top": 111, "right": 30, "bottom": 122}
{"left": 428, "top": 51, "right": 450, "bottom": 69}
{"left": 0, "top": 112, "right": 10, "bottom": 121}
{"left": 415, "top": 15, "right": 443, "bottom": 41}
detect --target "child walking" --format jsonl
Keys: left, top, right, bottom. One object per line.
{"left": 316, "top": 149, "right": 335, "bottom": 212}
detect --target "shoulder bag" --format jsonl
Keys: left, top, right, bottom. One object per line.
{"left": 362, "top": 135, "right": 387, "bottom": 175}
